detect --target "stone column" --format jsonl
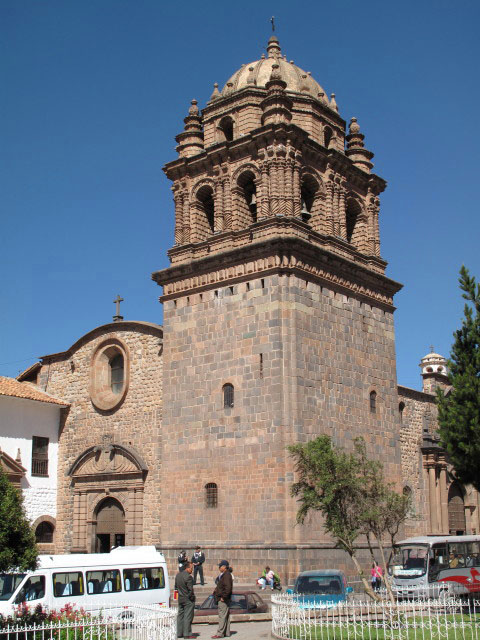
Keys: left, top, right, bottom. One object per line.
{"left": 223, "top": 177, "right": 232, "bottom": 230}
{"left": 173, "top": 188, "right": 182, "bottom": 245}
{"left": 325, "top": 176, "right": 335, "bottom": 235}
{"left": 278, "top": 159, "right": 286, "bottom": 215}
{"left": 259, "top": 162, "right": 270, "bottom": 219}
{"left": 338, "top": 185, "right": 347, "bottom": 240}
{"left": 284, "top": 161, "right": 294, "bottom": 216}
{"left": 439, "top": 465, "right": 449, "bottom": 533}
{"left": 428, "top": 465, "right": 438, "bottom": 533}
{"left": 182, "top": 189, "right": 190, "bottom": 243}
{"left": 270, "top": 161, "right": 280, "bottom": 215}
{"left": 373, "top": 197, "right": 381, "bottom": 256}
{"left": 214, "top": 179, "right": 224, "bottom": 232}
{"left": 292, "top": 162, "right": 302, "bottom": 217}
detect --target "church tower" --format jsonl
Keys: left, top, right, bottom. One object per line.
{"left": 153, "top": 36, "right": 403, "bottom": 579}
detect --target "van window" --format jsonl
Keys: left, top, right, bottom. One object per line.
{"left": 0, "top": 574, "right": 25, "bottom": 601}
{"left": 14, "top": 576, "right": 45, "bottom": 603}
{"left": 86, "top": 570, "right": 121, "bottom": 594}
{"left": 123, "top": 567, "right": 165, "bottom": 591}
{"left": 53, "top": 572, "right": 84, "bottom": 598}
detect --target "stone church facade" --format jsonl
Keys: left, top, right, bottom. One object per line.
{"left": 17, "top": 36, "right": 480, "bottom": 581}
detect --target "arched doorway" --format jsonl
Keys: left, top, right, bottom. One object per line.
{"left": 95, "top": 497, "right": 125, "bottom": 553}
{"left": 448, "top": 483, "right": 466, "bottom": 535}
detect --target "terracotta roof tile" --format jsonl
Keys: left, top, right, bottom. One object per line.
{"left": 0, "top": 376, "right": 68, "bottom": 407}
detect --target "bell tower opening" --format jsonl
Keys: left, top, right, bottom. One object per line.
{"left": 196, "top": 185, "right": 215, "bottom": 235}
{"left": 300, "top": 174, "right": 319, "bottom": 222}
{"left": 346, "top": 198, "right": 361, "bottom": 245}
{"left": 94, "top": 497, "right": 125, "bottom": 553}
{"left": 237, "top": 171, "right": 257, "bottom": 224}
{"left": 218, "top": 116, "right": 234, "bottom": 142}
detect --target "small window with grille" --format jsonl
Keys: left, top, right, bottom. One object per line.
{"left": 205, "top": 483, "right": 218, "bottom": 508}
{"left": 369, "top": 391, "right": 377, "bottom": 413}
{"left": 32, "top": 436, "right": 49, "bottom": 476}
{"left": 223, "top": 383, "right": 234, "bottom": 409}
{"left": 399, "top": 402, "right": 405, "bottom": 422}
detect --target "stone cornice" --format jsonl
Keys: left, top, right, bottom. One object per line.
{"left": 202, "top": 86, "right": 345, "bottom": 128}
{"left": 167, "top": 216, "right": 387, "bottom": 273}
{"left": 153, "top": 224, "right": 402, "bottom": 309}
{"left": 164, "top": 121, "right": 385, "bottom": 193}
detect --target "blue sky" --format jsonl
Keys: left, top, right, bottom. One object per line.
{"left": 1, "top": 0, "right": 479, "bottom": 390}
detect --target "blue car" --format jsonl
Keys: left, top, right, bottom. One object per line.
{"left": 287, "top": 570, "right": 353, "bottom": 609}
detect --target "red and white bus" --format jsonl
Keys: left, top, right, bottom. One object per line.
{"left": 388, "top": 535, "right": 480, "bottom": 597}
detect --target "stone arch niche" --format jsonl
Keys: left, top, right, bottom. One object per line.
{"left": 448, "top": 482, "right": 466, "bottom": 535}
{"left": 67, "top": 441, "right": 148, "bottom": 553}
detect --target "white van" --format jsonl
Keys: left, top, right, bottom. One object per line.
{"left": 0, "top": 546, "right": 170, "bottom": 616}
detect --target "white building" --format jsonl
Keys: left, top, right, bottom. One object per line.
{"left": 0, "top": 374, "right": 68, "bottom": 551}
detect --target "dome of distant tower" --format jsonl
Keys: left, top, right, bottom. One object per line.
{"left": 220, "top": 36, "right": 333, "bottom": 107}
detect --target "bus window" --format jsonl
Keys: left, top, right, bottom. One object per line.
{"left": 86, "top": 570, "right": 121, "bottom": 594}
{"left": 428, "top": 546, "right": 448, "bottom": 580}
{"left": 0, "top": 574, "right": 25, "bottom": 601}
{"left": 448, "top": 543, "right": 468, "bottom": 568}
{"left": 14, "top": 576, "right": 45, "bottom": 603}
{"left": 123, "top": 567, "right": 165, "bottom": 591}
{"left": 53, "top": 572, "right": 84, "bottom": 598}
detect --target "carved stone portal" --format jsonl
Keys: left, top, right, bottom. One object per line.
{"left": 67, "top": 443, "right": 147, "bottom": 553}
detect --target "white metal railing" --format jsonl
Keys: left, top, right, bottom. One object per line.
{"left": 271, "top": 592, "right": 480, "bottom": 639}
{"left": 0, "top": 604, "right": 176, "bottom": 640}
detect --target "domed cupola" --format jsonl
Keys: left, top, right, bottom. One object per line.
{"left": 221, "top": 36, "right": 334, "bottom": 107}
{"left": 420, "top": 349, "right": 449, "bottom": 394}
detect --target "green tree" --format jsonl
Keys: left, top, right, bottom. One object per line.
{"left": 288, "top": 436, "right": 410, "bottom": 601}
{"left": 0, "top": 466, "right": 38, "bottom": 573}
{"left": 437, "top": 266, "right": 480, "bottom": 491}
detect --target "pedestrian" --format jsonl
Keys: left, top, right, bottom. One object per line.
{"left": 192, "top": 545, "right": 206, "bottom": 585}
{"left": 371, "top": 562, "right": 383, "bottom": 591}
{"left": 211, "top": 560, "right": 233, "bottom": 639}
{"left": 178, "top": 550, "right": 188, "bottom": 571}
{"left": 174, "top": 561, "right": 196, "bottom": 639}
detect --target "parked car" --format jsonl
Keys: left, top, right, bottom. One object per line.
{"left": 194, "top": 591, "right": 268, "bottom": 615}
{"left": 287, "top": 570, "right": 353, "bottom": 609}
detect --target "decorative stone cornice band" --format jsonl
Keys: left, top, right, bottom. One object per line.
{"left": 153, "top": 233, "right": 402, "bottom": 309}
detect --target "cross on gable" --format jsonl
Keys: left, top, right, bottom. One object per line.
{"left": 113, "top": 295, "right": 124, "bottom": 322}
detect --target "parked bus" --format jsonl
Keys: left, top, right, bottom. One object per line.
{"left": 0, "top": 545, "right": 169, "bottom": 616}
{"left": 388, "top": 535, "right": 480, "bottom": 597}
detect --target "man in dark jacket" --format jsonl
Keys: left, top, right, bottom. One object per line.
{"left": 192, "top": 545, "right": 206, "bottom": 585}
{"left": 212, "top": 560, "right": 233, "bottom": 638}
{"left": 174, "top": 561, "right": 196, "bottom": 639}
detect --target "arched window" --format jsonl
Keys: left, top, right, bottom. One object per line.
{"left": 399, "top": 402, "right": 405, "bottom": 423}
{"left": 223, "top": 383, "right": 234, "bottom": 409}
{"left": 300, "top": 174, "right": 319, "bottom": 222}
{"left": 205, "top": 483, "right": 218, "bottom": 508}
{"left": 370, "top": 390, "right": 377, "bottom": 413}
{"left": 197, "top": 185, "right": 215, "bottom": 234}
{"left": 346, "top": 198, "right": 361, "bottom": 245}
{"left": 218, "top": 116, "right": 234, "bottom": 142}
{"left": 237, "top": 171, "right": 257, "bottom": 223}
{"left": 324, "top": 126, "right": 333, "bottom": 149}
{"left": 35, "top": 521, "right": 54, "bottom": 544}
{"left": 110, "top": 353, "right": 124, "bottom": 394}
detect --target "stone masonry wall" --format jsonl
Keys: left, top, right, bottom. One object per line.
{"left": 160, "top": 270, "right": 402, "bottom": 581}
{"left": 397, "top": 386, "right": 434, "bottom": 537}
{"left": 37, "top": 323, "right": 163, "bottom": 553}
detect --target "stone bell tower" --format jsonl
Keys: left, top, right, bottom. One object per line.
{"left": 153, "top": 36, "right": 403, "bottom": 580}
